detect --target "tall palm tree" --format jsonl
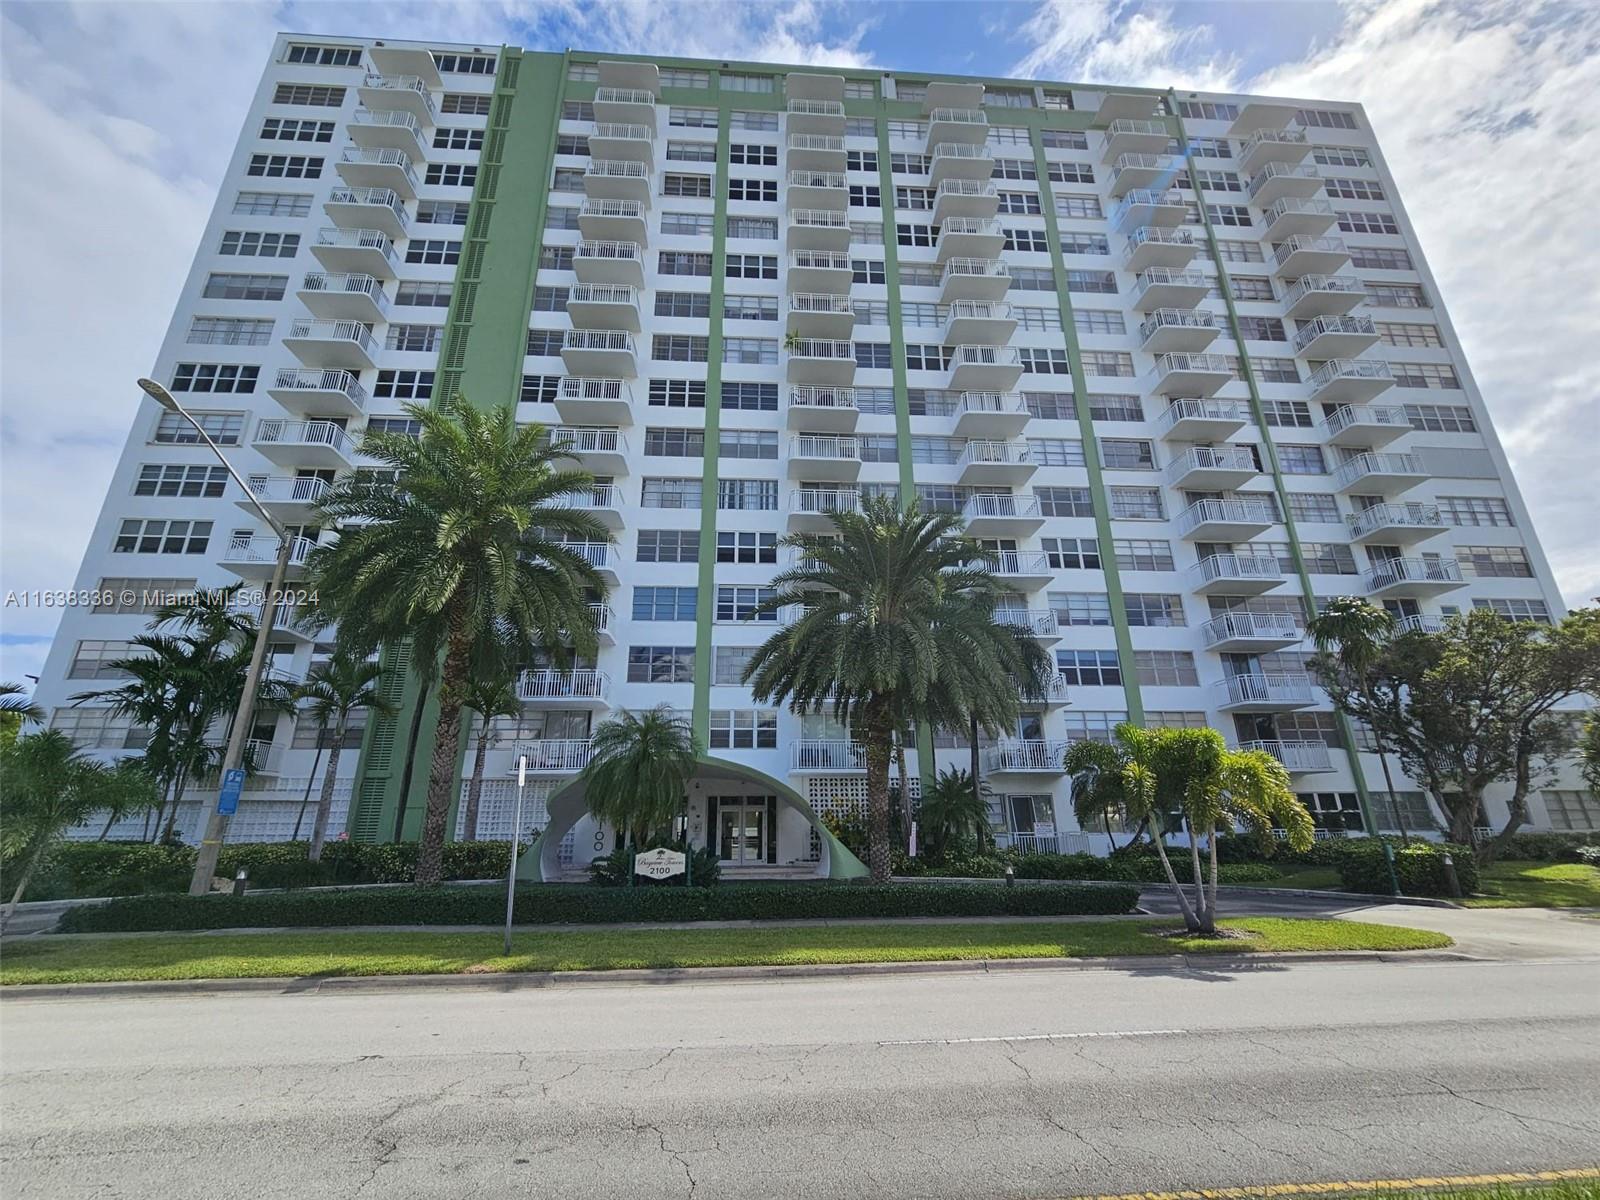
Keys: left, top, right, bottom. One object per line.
{"left": 1307, "top": 596, "right": 1410, "bottom": 844}
{"left": 0, "top": 682, "right": 43, "bottom": 747}
{"left": 292, "top": 648, "right": 392, "bottom": 861}
{"left": 460, "top": 671, "right": 522, "bottom": 842}
{"left": 580, "top": 705, "right": 700, "bottom": 846}
{"left": 744, "top": 496, "right": 1050, "bottom": 881}
{"left": 305, "top": 400, "right": 609, "bottom": 885}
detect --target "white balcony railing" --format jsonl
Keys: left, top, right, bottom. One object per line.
{"left": 255, "top": 419, "right": 353, "bottom": 454}
{"left": 927, "top": 106, "right": 988, "bottom": 128}
{"left": 958, "top": 439, "right": 1032, "bottom": 468}
{"left": 1283, "top": 273, "right": 1364, "bottom": 307}
{"left": 994, "top": 609, "right": 1060, "bottom": 638}
{"left": 1293, "top": 314, "right": 1377, "bottom": 353}
{"left": 792, "top": 740, "right": 866, "bottom": 771}
{"left": 1346, "top": 502, "right": 1443, "bottom": 539}
{"left": 1216, "top": 673, "right": 1316, "bottom": 707}
{"left": 1311, "top": 358, "right": 1395, "bottom": 392}
{"left": 789, "top": 385, "right": 857, "bottom": 411}
{"left": 594, "top": 86, "right": 657, "bottom": 107}
{"left": 547, "top": 426, "right": 625, "bottom": 455}
{"left": 787, "top": 133, "right": 845, "bottom": 153}
{"left": 962, "top": 493, "right": 1041, "bottom": 522}
{"left": 787, "top": 338, "right": 854, "bottom": 361}
{"left": 313, "top": 226, "right": 398, "bottom": 260}
{"left": 929, "top": 141, "right": 992, "bottom": 162}
{"left": 1175, "top": 497, "right": 1278, "bottom": 536}
{"left": 1240, "top": 740, "right": 1333, "bottom": 772}
{"left": 1200, "top": 611, "right": 1302, "bottom": 647}
{"left": 287, "top": 319, "right": 377, "bottom": 356}
{"left": 1247, "top": 161, "right": 1322, "bottom": 197}
{"left": 361, "top": 74, "right": 436, "bottom": 117}
{"left": 301, "top": 271, "right": 389, "bottom": 310}
{"left": 791, "top": 434, "right": 860, "bottom": 459}
{"left": 516, "top": 669, "right": 610, "bottom": 702}
{"left": 1332, "top": 451, "right": 1425, "bottom": 490}
{"left": 1322, "top": 403, "right": 1409, "bottom": 439}
{"left": 788, "top": 98, "right": 846, "bottom": 119}
{"left": 1190, "top": 553, "right": 1283, "bottom": 587}
{"left": 790, "top": 488, "right": 860, "bottom": 516}
{"left": 789, "top": 208, "right": 850, "bottom": 233}
{"left": 790, "top": 249, "right": 851, "bottom": 271}
{"left": 562, "top": 328, "right": 636, "bottom": 354}
{"left": 1241, "top": 126, "right": 1309, "bottom": 155}
{"left": 506, "top": 740, "right": 595, "bottom": 773}
{"left": 568, "top": 283, "right": 638, "bottom": 306}
{"left": 985, "top": 740, "right": 1068, "bottom": 773}
{"left": 1155, "top": 398, "right": 1247, "bottom": 436}
{"left": 592, "top": 121, "right": 654, "bottom": 143}
{"left": 789, "top": 292, "right": 854, "bottom": 316}
{"left": 1366, "top": 557, "right": 1464, "bottom": 590}
{"left": 222, "top": 533, "right": 316, "bottom": 567}
{"left": 788, "top": 169, "right": 847, "bottom": 189}
{"left": 557, "top": 376, "right": 630, "bottom": 402}
{"left": 326, "top": 186, "right": 409, "bottom": 226}
{"left": 990, "top": 550, "right": 1051, "bottom": 576}
{"left": 575, "top": 239, "right": 642, "bottom": 263}
{"left": 1272, "top": 234, "right": 1348, "bottom": 269}
{"left": 951, "top": 345, "right": 1022, "bottom": 369}
{"left": 1165, "top": 446, "right": 1257, "bottom": 484}
{"left": 247, "top": 476, "right": 332, "bottom": 506}
{"left": 956, "top": 390, "right": 1027, "bottom": 418}
{"left": 942, "top": 257, "right": 1009, "bottom": 284}
{"left": 1140, "top": 308, "right": 1218, "bottom": 340}
{"left": 271, "top": 368, "right": 368, "bottom": 409}
{"left": 579, "top": 198, "right": 646, "bottom": 221}
{"left": 339, "top": 146, "right": 417, "bottom": 181}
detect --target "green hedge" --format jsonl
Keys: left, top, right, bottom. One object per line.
{"left": 1335, "top": 841, "right": 1479, "bottom": 898}
{"left": 55, "top": 880, "right": 1140, "bottom": 933}
{"left": 916, "top": 849, "right": 1286, "bottom": 885}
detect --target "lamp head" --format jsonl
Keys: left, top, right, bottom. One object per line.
{"left": 137, "top": 378, "right": 180, "bottom": 413}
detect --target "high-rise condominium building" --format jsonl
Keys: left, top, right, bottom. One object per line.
{"left": 33, "top": 34, "right": 1593, "bottom": 877}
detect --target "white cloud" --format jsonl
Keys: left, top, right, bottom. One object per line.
{"left": 1011, "top": 0, "right": 1241, "bottom": 92}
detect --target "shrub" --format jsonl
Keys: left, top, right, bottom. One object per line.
{"left": 1574, "top": 845, "right": 1600, "bottom": 867}
{"left": 1489, "top": 831, "right": 1600, "bottom": 863}
{"left": 1335, "top": 841, "right": 1478, "bottom": 898}
{"left": 587, "top": 844, "right": 720, "bottom": 887}
{"left": 56, "top": 880, "right": 1141, "bottom": 933}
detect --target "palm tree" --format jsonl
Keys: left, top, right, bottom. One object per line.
{"left": 1066, "top": 724, "right": 1314, "bottom": 934}
{"left": 0, "top": 682, "right": 43, "bottom": 747}
{"left": 292, "top": 648, "right": 392, "bottom": 861}
{"left": 744, "top": 496, "right": 1050, "bottom": 881}
{"left": 1308, "top": 596, "right": 1410, "bottom": 844}
{"left": 460, "top": 671, "right": 522, "bottom": 842}
{"left": 305, "top": 400, "right": 609, "bottom": 885}
{"left": 918, "top": 767, "right": 991, "bottom": 860}
{"left": 579, "top": 705, "right": 700, "bottom": 846}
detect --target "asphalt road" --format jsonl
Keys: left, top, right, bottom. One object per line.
{"left": 4, "top": 955, "right": 1598, "bottom": 1198}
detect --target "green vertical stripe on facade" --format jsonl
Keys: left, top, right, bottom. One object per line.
{"left": 1030, "top": 138, "right": 1146, "bottom": 724}
{"left": 1167, "top": 92, "right": 1379, "bottom": 831}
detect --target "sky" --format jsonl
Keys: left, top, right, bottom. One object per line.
{"left": 2, "top": 0, "right": 1597, "bottom": 689}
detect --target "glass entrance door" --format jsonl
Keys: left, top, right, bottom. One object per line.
{"left": 716, "top": 800, "right": 768, "bottom": 865}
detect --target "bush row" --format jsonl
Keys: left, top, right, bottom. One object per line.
{"left": 1334, "top": 841, "right": 1480, "bottom": 898}
{"left": 55, "top": 880, "right": 1141, "bottom": 934}
{"left": 912, "top": 851, "right": 1281, "bottom": 885}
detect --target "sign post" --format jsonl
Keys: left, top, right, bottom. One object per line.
{"left": 504, "top": 756, "right": 527, "bottom": 957}
{"left": 633, "top": 847, "right": 687, "bottom": 882}
{"left": 216, "top": 768, "right": 246, "bottom": 817}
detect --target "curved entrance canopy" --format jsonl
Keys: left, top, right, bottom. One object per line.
{"left": 518, "top": 755, "right": 869, "bottom": 882}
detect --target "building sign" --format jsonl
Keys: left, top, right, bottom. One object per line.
{"left": 634, "top": 848, "right": 687, "bottom": 880}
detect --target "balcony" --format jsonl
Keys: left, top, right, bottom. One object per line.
{"left": 553, "top": 484, "right": 625, "bottom": 531}
{"left": 268, "top": 368, "right": 367, "bottom": 418}
{"left": 1176, "top": 497, "right": 1278, "bottom": 541}
{"left": 546, "top": 426, "right": 629, "bottom": 475}
{"left": 1093, "top": 89, "right": 1159, "bottom": 124}
{"left": 1149, "top": 352, "right": 1234, "bottom": 397}
{"left": 1101, "top": 118, "right": 1170, "bottom": 162}
{"left": 253, "top": 419, "right": 357, "bottom": 470}
{"left": 931, "top": 179, "right": 1000, "bottom": 223}
{"left": 1283, "top": 274, "right": 1365, "bottom": 320}
{"left": 787, "top": 292, "right": 854, "bottom": 340}
{"left": 948, "top": 344, "right": 1024, "bottom": 391}
{"left": 283, "top": 319, "right": 377, "bottom": 371}
{"left": 1272, "top": 234, "right": 1350, "bottom": 278}
{"left": 1166, "top": 445, "right": 1259, "bottom": 490}
{"left": 573, "top": 240, "right": 644, "bottom": 287}
{"left": 1189, "top": 552, "right": 1286, "bottom": 596}
{"left": 596, "top": 59, "right": 660, "bottom": 94}
{"left": 578, "top": 198, "right": 647, "bottom": 245}
{"left": 935, "top": 216, "right": 1005, "bottom": 263}
{"left": 988, "top": 551, "right": 1054, "bottom": 589}
{"left": 942, "top": 300, "right": 1017, "bottom": 346}
{"left": 1241, "top": 740, "right": 1334, "bottom": 775}
{"left": 1365, "top": 557, "right": 1466, "bottom": 599}
{"left": 787, "top": 248, "right": 853, "bottom": 293}
{"left": 367, "top": 47, "right": 442, "bottom": 91}
{"left": 348, "top": 107, "right": 427, "bottom": 159}
{"left": 1031, "top": 674, "right": 1071, "bottom": 707}
{"left": 358, "top": 74, "right": 436, "bottom": 124}
{"left": 505, "top": 740, "right": 595, "bottom": 775}
{"left": 940, "top": 257, "right": 1010, "bottom": 303}
{"left": 791, "top": 740, "right": 866, "bottom": 773}
{"left": 1310, "top": 359, "right": 1397, "bottom": 406}
{"left": 298, "top": 272, "right": 388, "bottom": 324}
{"left": 1248, "top": 161, "right": 1324, "bottom": 205}
{"left": 984, "top": 740, "right": 1068, "bottom": 775}
{"left": 787, "top": 208, "right": 851, "bottom": 252}
{"left": 787, "top": 168, "right": 848, "bottom": 210}
{"left": 1124, "top": 224, "right": 1199, "bottom": 272}
{"left": 994, "top": 608, "right": 1061, "bottom": 644}
{"left": 590, "top": 122, "right": 654, "bottom": 164}
{"left": 324, "top": 186, "right": 408, "bottom": 240}
{"left": 1140, "top": 307, "right": 1220, "bottom": 353}
{"left": 786, "top": 132, "right": 846, "bottom": 170}
{"left": 554, "top": 376, "right": 633, "bottom": 425}
{"left": 1262, "top": 196, "right": 1338, "bottom": 242}
{"left": 1333, "top": 451, "right": 1429, "bottom": 494}
{"left": 1294, "top": 314, "right": 1379, "bottom": 359}
{"left": 516, "top": 669, "right": 611, "bottom": 707}
{"left": 336, "top": 147, "right": 418, "bottom": 198}
{"left": 562, "top": 542, "right": 619, "bottom": 585}
{"left": 1157, "top": 398, "right": 1249, "bottom": 443}
{"left": 786, "top": 338, "right": 856, "bottom": 386}
{"left": 787, "top": 385, "right": 858, "bottom": 433}
{"left": 587, "top": 603, "right": 618, "bottom": 645}
{"left": 1110, "top": 152, "right": 1181, "bottom": 197}
{"left": 592, "top": 86, "right": 657, "bottom": 127}
{"left": 1112, "top": 188, "right": 1187, "bottom": 233}
{"left": 927, "top": 106, "right": 989, "bottom": 146}
{"left": 566, "top": 283, "right": 641, "bottom": 332}
{"left": 928, "top": 142, "right": 995, "bottom": 184}
{"left": 311, "top": 226, "right": 398, "bottom": 279}
{"left": 1347, "top": 501, "right": 1448, "bottom": 545}
{"left": 1239, "top": 126, "right": 1311, "bottom": 175}
{"left": 786, "top": 97, "right": 846, "bottom": 136}
{"left": 957, "top": 439, "right": 1035, "bottom": 486}
{"left": 561, "top": 327, "right": 638, "bottom": 376}
{"left": 961, "top": 492, "right": 1043, "bottom": 536}
{"left": 219, "top": 533, "right": 316, "bottom": 580}
{"left": 1130, "top": 266, "right": 1209, "bottom": 312}
{"left": 1200, "top": 610, "right": 1303, "bottom": 653}
{"left": 585, "top": 159, "right": 652, "bottom": 206}
{"left": 953, "top": 390, "right": 1030, "bottom": 439}
{"left": 789, "top": 488, "right": 861, "bottom": 529}
{"left": 788, "top": 434, "right": 861, "bottom": 481}
{"left": 241, "top": 475, "right": 332, "bottom": 521}
{"left": 1214, "top": 672, "right": 1316, "bottom": 712}
{"left": 1397, "top": 614, "right": 1447, "bottom": 635}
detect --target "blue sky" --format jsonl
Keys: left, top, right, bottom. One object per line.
{"left": 2, "top": 0, "right": 1597, "bottom": 689}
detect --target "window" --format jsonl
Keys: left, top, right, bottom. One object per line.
{"left": 708, "top": 709, "right": 778, "bottom": 750}
{"left": 1202, "top": 203, "right": 1251, "bottom": 227}
{"left": 1090, "top": 395, "right": 1142, "bottom": 422}
{"left": 727, "top": 216, "right": 778, "bottom": 240}
{"left": 447, "top": 93, "right": 494, "bottom": 116}
{"left": 851, "top": 258, "right": 886, "bottom": 285}
{"left": 1058, "top": 231, "right": 1110, "bottom": 256}
{"left": 259, "top": 117, "right": 332, "bottom": 142}
{"left": 202, "top": 273, "right": 286, "bottom": 301}
{"left": 652, "top": 334, "right": 710, "bottom": 362}
{"left": 720, "top": 72, "right": 773, "bottom": 93}
{"left": 1456, "top": 545, "right": 1532, "bottom": 578}
{"left": 271, "top": 84, "right": 344, "bottom": 106}
{"left": 435, "top": 127, "right": 486, "bottom": 151}
{"left": 1474, "top": 598, "right": 1552, "bottom": 624}
{"left": 717, "top": 531, "right": 777, "bottom": 563}
{"left": 1049, "top": 592, "right": 1111, "bottom": 626}
{"left": 1287, "top": 492, "right": 1341, "bottom": 523}
{"left": 1261, "top": 399, "right": 1313, "bottom": 428}
{"left": 728, "top": 178, "right": 778, "bottom": 202}
{"left": 285, "top": 43, "right": 361, "bottom": 66}
{"left": 386, "top": 324, "right": 441, "bottom": 352}
{"left": 728, "top": 142, "right": 778, "bottom": 166}
{"left": 848, "top": 184, "right": 881, "bottom": 208}
{"left": 153, "top": 410, "right": 241, "bottom": 445}
{"left": 1047, "top": 161, "right": 1095, "bottom": 184}
{"left": 1003, "top": 227, "right": 1049, "bottom": 253}
{"left": 1014, "top": 306, "right": 1063, "bottom": 332}
{"left": 1124, "top": 593, "right": 1186, "bottom": 626}
{"left": 1325, "top": 177, "right": 1386, "bottom": 201}
{"left": 425, "top": 163, "right": 477, "bottom": 187}
{"left": 714, "top": 646, "right": 757, "bottom": 684}
{"left": 915, "top": 484, "right": 964, "bottom": 513}
{"left": 1405, "top": 403, "right": 1476, "bottom": 432}
{"left": 1214, "top": 239, "right": 1262, "bottom": 264}
{"left": 633, "top": 586, "right": 698, "bottom": 621}
{"left": 717, "top": 585, "right": 777, "bottom": 622}
{"left": 655, "top": 291, "right": 712, "bottom": 319}
{"left": 1439, "top": 496, "right": 1514, "bottom": 527}
{"left": 636, "top": 534, "right": 700, "bottom": 566}
{"left": 627, "top": 646, "right": 695, "bottom": 683}
{"left": 232, "top": 190, "right": 311, "bottom": 217}
{"left": 1100, "top": 439, "right": 1155, "bottom": 470}
{"left": 844, "top": 79, "right": 876, "bottom": 100}
{"left": 405, "top": 239, "right": 460, "bottom": 265}
{"left": 365, "top": 417, "right": 422, "bottom": 437}
{"left": 729, "top": 109, "right": 777, "bottom": 130}
{"left": 723, "top": 383, "right": 779, "bottom": 411}
{"left": 724, "top": 253, "right": 778, "bottom": 279}
{"left": 850, "top": 220, "right": 884, "bottom": 246}
{"left": 1312, "top": 144, "right": 1372, "bottom": 167}
{"left": 897, "top": 222, "right": 936, "bottom": 248}
{"left": 644, "top": 428, "right": 706, "bottom": 457}
{"left": 1544, "top": 790, "right": 1600, "bottom": 832}
{"left": 844, "top": 117, "right": 876, "bottom": 137}
{"left": 433, "top": 52, "right": 495, "bottom": 74}
{"left": 718, "top": 479, "right": 778, "bottom": 510}
{"left": 1349, "top": 245, "right": 1413, "bottom": 270}
{"left": 1036, "top": 486, "right": 1094, "bottom": 517}
{"left": 1057, "top": 650, "right": 1122, "bottom": 687}
{"left": 133, "top": 464, "right": 228, "bottom": 498}
{"left": 1082, "top": 350, "right": 1134, "bottom": 377}
{"left": 1237, "top": 315, "right": 1286, "bottom": 342}
{"left": 246, "top": 153, "right": 321, "bottom": 178}
{"left": 170, "top": 364, "right": 258, "bottom": 394}
{"left": 67, "top": 640, "right": 139, "bottom": 680}
{"left": 899, "top": 343, "right": 944, "bottom": 371}
{"left": 552, "top": 168, "right": 586, "bottom": 193}
{"left": 723, "top": 337, "right": 777, "bottom": 364}
{"left": 1338, "top": 210, "right": 1400, "bottom": 235}
{"left": 525, "top": 329, "right": 564, "bottom": 357}
{"left": 1376, "top": 321, "right": 1444, "bottom": 348}
{"left": 373, "top": 368, "right": 435, "bottom": 399}
{"left": 1113, "top": 539, "right": 1174, "bottom": 571}
{"left": 1177, "top": 100, "right": 1239, "bottom": 121}
{"left": 886, "top": 120, "right": 926, "bottom": 139}
{"left": 896, "top": 186, "right": 935, "bottom": 211}
{"left": 1365, "top": 281, "right": 1429, "bottom": 309}
{"left": 661, "top": 68, "right": 710, "bottom": 88}
{"left": 641, "top": 478, "right": 702, "bottom": 509}
{"left": 1298, "top": 107, "right": 1359, "bottom": 129}
{"left": 1392, "top": 362, "right": 1461, "bottom": 389}
{"left": 719, "top": 430, "right": 778, "bottom": 460}
{"left": 1253, "top": 355, "right": 1300, "bottom": 383}
{"left": 648, "top": 379, "right": 707, "bottom": 408}
{"left": 1298, "top": 542, "right": 1358, "bottom": 574}
{"left": 537, "top": 245, "right": 573, "bottom": 271}
{"left": 669, "top": 107, "right": 718, "bottom": 128}
{"left": 1066, "top": 270, "right": 1116, "bottom": 295}
{"left": 1008, "top": 266, "right": 1054, "bottom": 291}
{"left": 1054, "top": 193, "right": 1102, "bottom": 219}
{"left": 1278, "top": 444, "right": 1326, "bottom": 474}
{"left": 847, "top": 149, "right": 879, "bottom": 172}
{"left": 998, "top": 191, "right": 1042, "bottom": 215}
{"left": 665, "top": 140, "right": 716, "bottom": 164}
{"left": 661, "top": 212, "right": 715, "bottom": 236}
{"left": 520, "top": 375, "right": 559, "bottom": 404}
{"left": 417, "top": 200, "right": 471, "bottom": 225}
{"left": 187, "top": 317, "right": 272, "bottom": 346}
{"left": 113, "top": 519, "right": 212, "bottom": 555}
{"left": 1043, "top": 537, "right": 1101, "bottom": 569}
{"left": 532, "top": 285, "right": 570, "bottom": 313}
{"left": 1134, "top": 651, "right": 1199, "bottom": 687}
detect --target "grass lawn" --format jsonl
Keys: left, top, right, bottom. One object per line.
{"left": 1298, "top": 1181, "right": 1600, "bottom": 1200}
{"left": 1461, "top": 861, "right": 1600, "bottom": 908}
{"left": 0, "top": 917, "right": 1452, "bottom": 986}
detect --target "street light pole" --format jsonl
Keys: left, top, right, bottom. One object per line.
{"left": 137, "top": 379, "right": 297, "bottom": 895}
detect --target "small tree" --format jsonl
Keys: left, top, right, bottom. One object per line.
{"left": 461, "top": 672, "right": 522, "bottom": 842}
{"left": 1581, "top": 713, "right": 1600, "bottom": 797}
{"left": 580, "top": 705, "right": 700, "bottom": 847}
{"left": 292, "top": 649, "right": 392, "bottom": 862}
{"left": 0, "top": 682, "right": 42, "bottom": 748}
{"left": 1066, "top": 725, "right": 1313, "bottom": 934}
{"left": 918, "top": 767, "right": 991, "bottom": 860}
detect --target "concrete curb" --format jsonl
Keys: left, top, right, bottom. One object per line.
{"left": 0, "top": 948, "right": 1478, "bottom": 1001}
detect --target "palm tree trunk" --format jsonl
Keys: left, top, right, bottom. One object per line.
{"left": 1, "top": 843, "right": 46, "bottom": 934}
{"left": 163, "top": 764, "right": 190, "bottom": 844}
{"left": 864, "top": 701, "right": 895, "bottom": 882}
{"left": 895, "top": 733, "right": 912, "bottom": 851}
{"left": 1148, "top": 823, "right": 1200, "bottom": 932}
{"left": 968, "top": 715, "right": 983, "bottom": 845}
{"left": 1205, "top": 827, "right": 1220, "bottom": 932}
{"left": 292, "top": 736, "right": 326, "bottom": 841}
{"left": 98, "top": 809, "right": 120, "bottom": 841}
{"left": 1363, "top": 683, "right": 1409, "bottom": 846}
{"left": 415, "top": 616, "right": 471, "bottom": 886}
{"left": 308, "top": 725, "right": 344, "bottom": 863}
{"left": 1186, "top": 824, "right": 1210, "bottom": 933}
{"left": 462, "top": 722, "right": 489, "bottom": 843}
